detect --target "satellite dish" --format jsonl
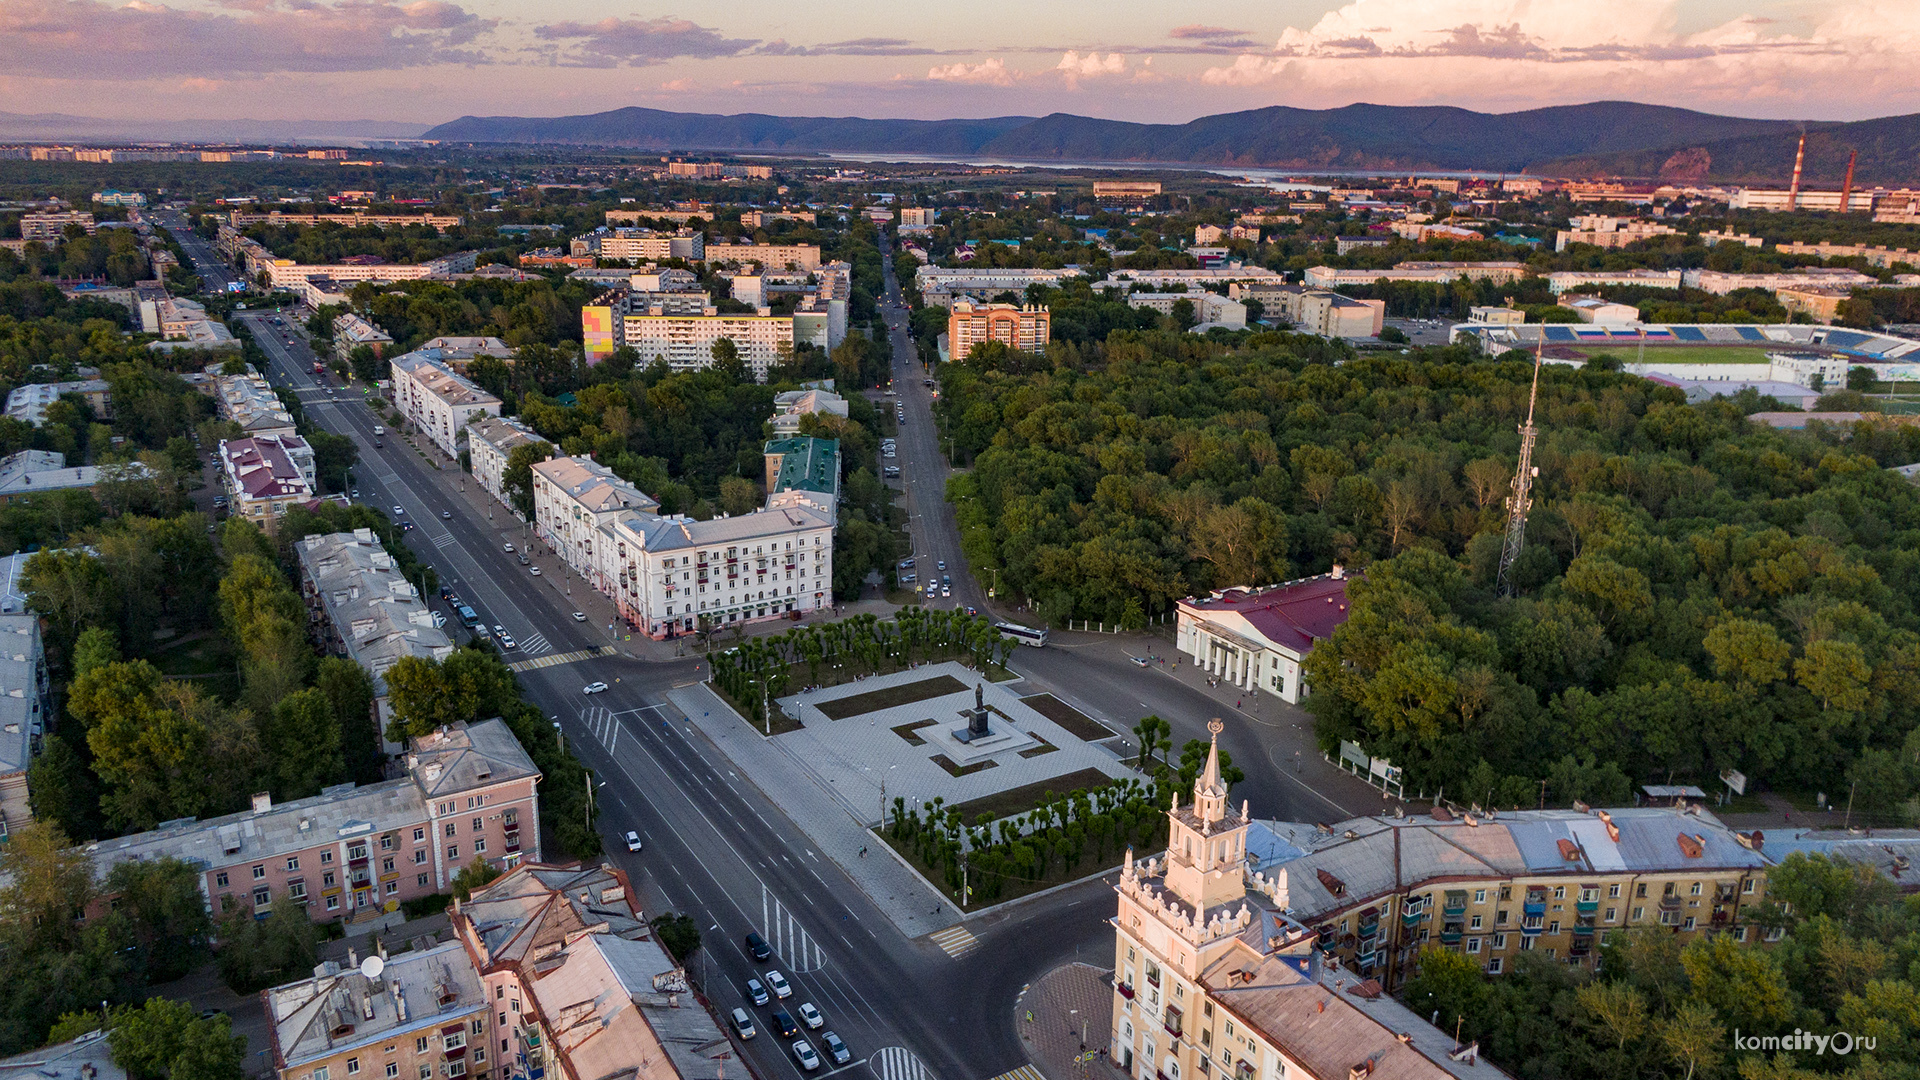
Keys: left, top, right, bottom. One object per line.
{"left": 360, "top": 955, "right": 385, "bottom": 980}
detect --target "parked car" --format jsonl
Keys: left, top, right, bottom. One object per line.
{"left": 1129, "top": 656, "right": 1150, "bottom": 668}
{"left": 765, "top": 970, "right": 792, "bottom": 999}
{"left": 624, "top": 831, "right": 643, "bottom": 852}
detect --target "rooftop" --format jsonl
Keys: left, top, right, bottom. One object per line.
{"left": 297, "top": 530, "right": 453, "bottom": 692}
{"left": 764, "top": 436, "right": 840, "bottom": 498}
{"left": 270, "top": 942, "right": 487, "bottom": 1071}
{"left": 1180, "top": 571, "right": 1358, "bottom": 656}
{"left": 531, "top": 456, "right": 657, "bottom": 516}
{"left": 391, "top": 352, "right": 502, "bottom": 409}
{"left": 221, "top": 434, "right": 313, "bottom": 500}
{"left": 0, "top": 1030, "right": 126, "bottom": 1080}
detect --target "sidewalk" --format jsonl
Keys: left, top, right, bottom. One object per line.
{"left": 1018, "top": 963, "right": 1117, "bottom": 1080}
{"left": 665, "top": 681, "right": 965, "bottom": 940}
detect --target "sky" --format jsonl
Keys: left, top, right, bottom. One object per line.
{"left": 5, "top": 0, "right": 1920, "bottom": 127}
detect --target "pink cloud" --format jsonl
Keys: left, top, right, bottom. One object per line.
{"left": 926, "top": 58, "right": 1014, "bottom": 86}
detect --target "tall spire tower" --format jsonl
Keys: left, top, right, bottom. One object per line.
{"left": 1161, "top": 720, "right": 1250, "bottom": 913}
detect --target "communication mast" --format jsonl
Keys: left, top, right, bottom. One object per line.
{"left": 1495, "top": 339, "right": 1545, "bottom": 598}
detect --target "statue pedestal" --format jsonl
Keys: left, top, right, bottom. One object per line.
{"left": 921, "top": 715, "right": 1036, "bottom": 766}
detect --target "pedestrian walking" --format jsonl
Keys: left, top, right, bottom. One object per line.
{"left": 859, "top": 846, "right": 867, "bottom": 857}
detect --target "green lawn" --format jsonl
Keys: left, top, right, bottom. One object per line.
{"left": 1576, "top": 345, "right": 1777, "bottom": 364}
{"left": 1020, "top": 694, "right": 1113, "bottom": 741}
{"left": 816, "top": 675, "right": 969, "bottom": 719}
{"left": 949, "top": 767, "right": 1119, "bottom": 820}
{"left": 148, "top": 632, "right": 241, "bottom": 701}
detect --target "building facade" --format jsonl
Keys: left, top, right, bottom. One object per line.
{"left": 297, "top": 530, "right": 456, "bottom": 743}
{"left": 466, "top": 417, "right": 544, "bottom": 516}
{"left": 390, "top": 352, "right": 503, "bottom": 459}
{"left": 1176, "top": 572, "right": 1356, "bottom": 705}
{"left": 947, "top": 302, "right": 1050, "bottom": 359}
{"left": 1304, "top": 262, "right": 1528, "bottom": 288}
{"left": 89, "top": 720, "right": 540, "bottom": 924}
{"left": 702, "top": 242, "right": 820, "bottom": 271}
{"left": 530, "top": 457, "right": 658, "bottom": 593}
{"left": 269, "top": 942, "right": 491, "bottom": 1080}
{"left": 332, "top": 313, "right": 393, "bottom": 363}
{"left": 1110, "top": 737, "right": 1516, "bottom": 1080}
{"left": 597, "top": 499, "right": 835, "bottom": 638}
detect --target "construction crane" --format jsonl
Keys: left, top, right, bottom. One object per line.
{"left": 1495, "top": 340, "right": 1545, "bottom": 598}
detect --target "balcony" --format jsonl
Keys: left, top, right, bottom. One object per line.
{"left": 1439, "top": 929, "right": 1464, "bottom": 945}
{"left": 1659, "top": 894, "right": 1684, "bottom": 911}
{"left": 1401, "top": 907, "right": 1425, "bottom": 927}
{"left": 1573, "top": 922, "right": 1596, "bottom": 937}
{"left": 1357, "top": 920, "right": 1380, "bottom": 940}
{"left": 1116, "top": 983, "right": 1134, "bottom": 1000}
{"left": 1576, "top": 900, "right": 1599, "bottom": 914}
{"left": 1522, "top": 900, "right": 1547, "bottom": 918}
{"left": 1521, "top": 918, "right": 1545, "bottom": 936}
{"left": 1144, "top": 970, "right": 1160, "bottom": 989}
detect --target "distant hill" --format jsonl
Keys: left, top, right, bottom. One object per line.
{"left": 0, "top": 111, "right": 430, "bottom": 144}
{"left": 1536, "top": 113, "right": 1920, "bottom": 185}
{"left": 422, "top": 100, "right": 1827, "bottom": 174}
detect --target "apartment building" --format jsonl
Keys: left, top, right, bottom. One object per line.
{"left": 144, "top": 296, "right": 239, "bottom": 352}
{"left": 1334, "top": 235, "right": 1390, "bottom": 255}
{"left": 1775, "top": 241, "right": 1918, "bottom": 267}
{"left": 913, "top": 266, "right": 1085, "bottom": 307}
{"left": 0, "top": 612, "right": 48, "bottom": 842}
{"left": 597, "top": 229, "right": 704, "bottom": 263}
{"left": 769, "top": 386, "right": 848, "bottom": 437}
{"left": 87, "top": 719, "right": 540, "bottom": 923}
{"left": 466, "top": 416, "right": 544, "bottom": 514}
{"left": 2, "top": 380, "right": 111, "bottom": 427}
{"left": 20, "top": 211, "right": 95, "bottom": 241}
{"left": 450, "top": 863, "right": 746, "bottom": 1080}
{"left": 530, "top": 457, "right": 658, "bottom": 593}
{"left": 296, "top": 531, "right": 456, "bottom": 742}
{"left": 217, "top": 371, "right": 298, "bottom": 439}
{"left": 947, "top": 301, "right": 1050, "bottom": 360}
{"left": 763, "top": 436, "right": 840, "bottom": 507}
{"left": 1544, "top": 269, "right": 1683, "bottom": 294}
{"left": 264, "top": 261, "right": 436, "bottom": 289}
{"left": 1106, "top": 267, "right": 1284, "bottom": 291}
{"left": 702, "top": 241, "right": 820, "bottom": 271}
{"left": 230, "top": 210, "right": 463, "bottom": 232}
{"left": 1681, "top": 267, "right": 1878, "bottom": 295}
{"left": 1109, "top": 738, "right": 1517, "bottom": 1080}
{"left": 1125, "top": 291, "right": 1248, "bottom": 329}
{"left": 1554, "top": 215, "right": 1679, "bottom": 252}
{"left": 0, "top": 450, "right": 123, "bottom": 504}
{"left": 269, "top": 942, "right": 492, "bottom": 1080}
{"left": 1304, "top": 261, "right": 1529, "bottom": 288}
{"left": 1176, "top": 571, "right": 1356, "bottom": 705}
{"left": 1701, "top": 230, "right": 1764, "bottom": 248}
{"left": 1091, "top": 180, "right": 1160, "bottom": 205}
{"left": 1236, "top": 284, "right": 1384, "bottom": 338}
{"left": 220, "top": 435, "right": 316, "bottom": 530}
{"left": 390, "top": 352, "right": 503, "bottom": 459}
{"left": 740, "top": 209, "right": 817, "bottom": 228}
{"left": 598, "top": 498, "right": 835, "bottom": 638}
{"left": 583, "top": 304, "right": 796, "bottom": 379}
{"left": 333, "top": 313, "right": 393, "bottom": 363}
{"left": 1248, "top": 804, "right": 1772, "bottom": 989}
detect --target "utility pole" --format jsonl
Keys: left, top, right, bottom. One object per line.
{"left": 1496, "top": 339, "right": 1545, "bottom": 598}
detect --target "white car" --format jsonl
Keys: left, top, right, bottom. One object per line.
{"left": 530, "top": 567, "right": 543, "bottom": 577}
{"left": 624, "top": 831, "right": 643, "bottom": 852}
{"left": 392, "top": 506, "right": 405, "bottom": 516}
{"left": 583, "top": 682, "right": 609, "bottom": 694}
{"left": 498, "top": 633, "right": 518, "bottom": 650}
{"left": 503, "top": 543, "right": 515, "bottom": 553}
{"left": 798, "top": 1003, "right": 823, "bottom": 1030}
{"left": 765, "top": 970, "right": 792, "bottom": 999}
{"left": 791, "top": 1041, "right": 819, "bottom": 1071}
{"left": 572, "top": 612, "right": 587, "bottom": 622}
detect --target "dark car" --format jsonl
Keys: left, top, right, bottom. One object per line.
{"left": 770, "top": 1010, "right": 800, "bottom": 1039}
{"left": 745, "top": 931, "right": 772, "bottom": 961}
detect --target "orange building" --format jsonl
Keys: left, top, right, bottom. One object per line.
{"left": 946, "top": 301, "right": 1050, "bottom": 361}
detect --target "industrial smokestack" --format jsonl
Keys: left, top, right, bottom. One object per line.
{"left": 1786, "top": 134, "right": 1806, "bottom": 212}
{"left": 1841, "top": 150, "right": 1858, "bottom": 212}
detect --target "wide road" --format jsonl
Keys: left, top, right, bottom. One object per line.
{"left": 211, "top": 303, "right": 1112, "bottom": 1080}
{"left": 148, "top": 208, "right": 236, "bottom": 292}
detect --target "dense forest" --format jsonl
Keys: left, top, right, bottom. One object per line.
{"left": 936, "top": 330, "right": 1920, "bottom": 814}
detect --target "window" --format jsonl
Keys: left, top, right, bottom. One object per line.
{"left": 381, "top": 835, "right": 394, "bottom": 851}
{"left": 383, "top": 858, "right": 395, "bottom": 873}
{"left": 1496, "top": 910, "right": 1509, "bottom": 926}
{"left": 443, "top": 1033, "right": 466, "bottom": 1053}
{"left": 314, "top": 1069, "right": 330, "bottom": 1080}
{"left": 471, "top": 1020, "right": 485, "bottom": 1036}
{"left": 1469, "top": 916, "right": 1482, "bottom": 930}
{"left": 1605, "top": 908, "right": 1617, "bottom": 923}
{"left": 324, "top": 872, "right": 336, "bottom": 887}
{"left": 1488, "top": 958, "right": 1503, "bottom": 974}
{"left": 417, "top": 873, "right": 429, "bottom": 887}
{"left": 1492, "top": 934, "right": 1507, "bottom": 950}
{"left": 1548, "top": 921, "right": 1559, "bottom": 934}
{"left": 1519, "top": 936, "right": 1535, "bottom": 951}
{"left": 496, "top": 987, "right": 505, "bottom": 1000}
{"left": 473, "top": 1050, "right": 485, "bottom": 1065}
{"left": 253, "top": 864, "right": 266, "bottom": 880}
{"left": 1632, "top": 907, "right": 1645, "bottom": 921}
{"left": 1682, "top": 917, "right": 1696, "bottom": 931}
{"left": 289, "top": 881, "right": 308, "bottom": 900}
{"left": 474, "top": 840, "right": 486, "bottom": 854}
{"left": 253, "top": 887, "right": 271, "bottom": 906}
{"left": 387, "top": 1067, "right": 399, "bottom": 1079}
{"left": 347, "top": 1060, "right": 360, "bottom": 1075}
{"left": 1466, "top": 938, "right": 1482, "bottom": 954}
{"left": 215, "top": 872, "right": 229, "bottom": 888}
{"left": 1743, "top": 878, "right": 1756, "bottom": 894}
{"left": 445, "top": 823, "right": 457, "bottom": 838}
{"left": 414, "top": 828, "right": 426, "bottom": 842}
{"left": 1473, "top": 890, "right": 1486, "bottom": 904}
{"left": 419, "top": 1068, "right": 431, "bottom": 1080}
{"left": 472, "top": 817, "right": 483, "bottom": 832}
{"left": 415, "top": 850, "right": 427, "bottom": 864}
{"left": 448, "top": 846, "right": 459, "bottom": 860}
{"left": 386, "top": 881, "right": 399, "bottom": 896}
{"left": 1552, "top": 886, "right": 1565, "bottom": 900}
{"left": 326, "top": 895, "right": 340, "bottom": 911}
{"left": 322, "top": 851, "right": 334, "bottom": 865}
{"left": 499, "top": 1014, "right": 506, "bottom": 1026}
{"left": 1202, "top": 1002, "right": 1212, "bottom": 1018}
{"left": 510, "top": 1000, "right": 519, "bottom": 1013}
{"left": 1609, "top": 884, "right": 1621, "bottom": 898}
{"left": 287, "top": 857, "right": 300, "bottom": 871}
{"left": 415, "top": 1038, "right": 429, "bottom": 1054}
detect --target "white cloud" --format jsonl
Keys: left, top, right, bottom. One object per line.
{"left": 1199, "top": 0, "right": 1920, "bottom": 114}
{"left": 1055, "top": 50, "right": 1126, "bottom": 87}
{"left": 926, "top": 57, "right": 1014, "bottom": 86}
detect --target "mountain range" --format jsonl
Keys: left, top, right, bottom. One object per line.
{"left": 422, "top": 102, "right": 1920, "bottom": 184}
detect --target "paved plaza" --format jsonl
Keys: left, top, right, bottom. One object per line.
{"left": 775, "top": 662, "right": 1134, "bottom": 825}
{"left": 1017, "top": 963, "right": 1121, "bottom": 1080}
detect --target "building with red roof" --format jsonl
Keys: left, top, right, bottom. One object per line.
{"left": 1175, "top": 568, "right": 1357, "bottom": 704}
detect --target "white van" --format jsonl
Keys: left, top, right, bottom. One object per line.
{"left": 372, "top": 425, "right": 385, "bottom": 436}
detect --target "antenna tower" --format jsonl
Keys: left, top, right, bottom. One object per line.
{"left": 1495, "top": 340, "right": 1545, "bottom": 597}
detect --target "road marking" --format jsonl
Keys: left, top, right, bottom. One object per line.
{"left": 873, "top": 1047, "right": 935, "bottom": 1080}
{"left": 926, "top": 924, "right": 979, "bottom": 958}
{"left": 506, "top": 645, "right": 612, "bottom": 671}
{"left": 518, "top": 630, "right": 553, "bottom": 655}
{"left": 762, "top": 884, "right": 826, "bottom": 972}
{"left": 987, "top": 1066, "right": 1043, "bottom": 1080}
{"left": 430, "top": 531, "right": 459, "bottom": 550}
{"left": 580, "top": 706, "right": 620, "bottom": 753}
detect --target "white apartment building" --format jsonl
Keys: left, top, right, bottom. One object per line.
{"left": 703, "top": 242, "right": 820, "bottom": 271}
{"left": 614, "top": 312, "right": 796, "bottom": 379}
{"left": 530, "top": 456, "right": 658, "bottom": 592}
{"left": 914, "top": 266, "right": 1086, "bottom": 307}
{"left": 263, "top": 260, "right": 434, "bottom": 289}
{"left": 598, "top": 499, "right": 835, "bottom": 638}
{"left": 1125, "top": 291, "right": 1247, "bottom": 328}
{"left": 1544, "top": 269, "right": 1684, "bottom": 294}
{"left": 1106, "top": 266, "right": 1284, "bottom": 290}
{"left": 1680, "top": 267, "right": 1878, "bottom": 295}
{"left": 1303, "top": 262, "right": 1528, "bottom": 288}
{"left": 389, "top": 351, "right": 502, "bottom": 459}
{"left": 466, "top": 415, "right": 544, "bottom": 515}
{"left": 1555, "top": 215, "right": 1679, "bottom": 252}
{"left": 598, "top": 229, "right": 704, "bottom": 262}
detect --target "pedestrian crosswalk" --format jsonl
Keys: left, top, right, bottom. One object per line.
{"left": 508, "top": 645, "right": 613, "bottom": 672}
{"left": 927, "top": 924, "right": 979, "bottom": 958}
{"left": 872, "top": 1047, "right": 934, "bottom": 1080}
{"left": 581, "top": 706, "right": 619, "bottom": 753}
{"left": 987, "top": 1065, "right": 1042, "bottom": 1080}
{"left": 429, "top": 530, "right": 459, "bottom": 550}
{"left": 762, "top": 884, "right": 826, "bottom": 972}
{"left": 518, "top": 630, "right": 553, "bottom": 655}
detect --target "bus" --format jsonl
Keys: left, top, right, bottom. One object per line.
{"left": 995, "top": 622, "right": 1048, "bottom": 647}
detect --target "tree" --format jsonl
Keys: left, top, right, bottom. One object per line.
{"left": 1175, "top": 738, "right": 1246, "bottom": 791}
{"left": 0, "top": 821, "right": 94, "bottom": 950}
{"left": 265, "top": 689, "right": 346, "bottom": 801}
{"left": 710, "top": 337, "right": 747, "bottom": 382}
{"left": 650, "top": 913, "right": 701, "bottom": 963}
{"left": 104, "top": 858, "right": 212, "bottom": 983}
{"left": 503, "top": 441, "right": 554, "bottom": 520}
{"left": 1131, "top": 716, "right": 1171, "bottom": 771}
{"left": 1169, "top": 299, "right": 1197, "bottom": 331}
{"left": 1575, "top": 981, "right": 1648, "bottom": 1051}
{"left": 214, "top": 893, "right": 320, "bottom": 994}
{"left": 27, "top": 735, "right": 101, "bottom": 840}
{"left": 109, "top": 997, "right": 247, "bottom": 1080}
{"left": 73, "top": 626, "right": 120, "bottom": 675}
{"left": 1400, "top": 947, "right": 1488, "bottom": 1046}
{"left": 1658, "top": 1001, "right": 1722, "bottom": 1080}
{"left": 719, "top": 476, "right": 761, "bottom": 516}
{"left": 1796, "top": 639, "right": 1871, "bottom": 711}
{"left": 451, "top": 856, "right": 502, "bottom": 901}
{"left": 315, "top": 657, "right": 381, "bottom": 783}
